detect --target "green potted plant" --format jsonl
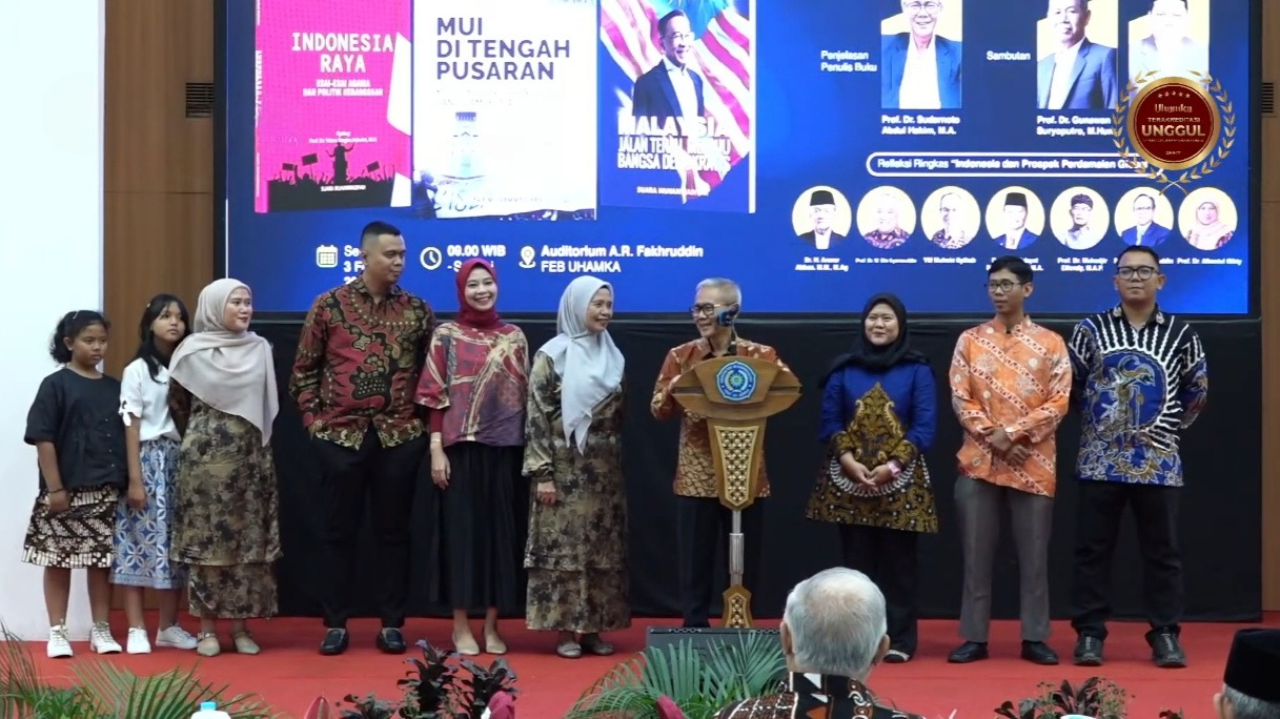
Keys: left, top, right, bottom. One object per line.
{"left": 329, "top": 640, "right": 518, "bottom": 719}
{"left": 565, "top": 631, "right": 786, "bottom": 719}
{"left": 0, "top": 625, "right": 274, "bottom": 718}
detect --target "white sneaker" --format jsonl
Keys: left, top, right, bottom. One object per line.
{"left": 89, "top": 622, "right": 122, "bottom": 654}
{"left": 47, "top": 625, "right": 73, "bottom": 658}
{"left": 126, "top": 627, "right": 152, "bottom": 654}
{"left": 155, "top": 624, "right": 198, "bottom": 650}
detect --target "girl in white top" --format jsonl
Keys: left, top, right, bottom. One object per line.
{"left": 110, "top": 294, "right": 199, "bottom": 654}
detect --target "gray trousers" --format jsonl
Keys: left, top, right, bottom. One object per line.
{"left": 954, "top": 475, "right": 1054, "bottom": 643}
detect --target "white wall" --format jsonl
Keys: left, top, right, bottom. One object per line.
{"left": 0, "top": 0, "right": 106, "bottom": 641}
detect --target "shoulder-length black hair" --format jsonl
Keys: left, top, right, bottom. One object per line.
{"left": 133, "top": 294, "right": 192, "bottom": 382}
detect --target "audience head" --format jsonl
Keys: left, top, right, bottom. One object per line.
{"left": 1216, "top": 629, "right": 1280, "bottom": 719}
{"left": 780, "top": 568, "right": 889, "bottom": 681}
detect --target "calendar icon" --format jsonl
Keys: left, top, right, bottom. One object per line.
{"left": 315, "top": 245, "right": 339, "bottom": 268}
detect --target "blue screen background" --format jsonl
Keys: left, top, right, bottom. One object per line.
{"left": 220, "top": 0, "right": 1256, "bottom": 315}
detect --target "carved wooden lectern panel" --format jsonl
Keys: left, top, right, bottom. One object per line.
{"left": 671, "top": 356, "right": 801, "bottom": 627}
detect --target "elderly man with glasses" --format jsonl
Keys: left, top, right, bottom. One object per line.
{"left": 650, "top": 277, "right": 788, "bottom": 628}
{"left": 1067, "top": 245, "right": 1208, "bottom": 669}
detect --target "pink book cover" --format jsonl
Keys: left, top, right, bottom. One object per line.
{"left": 254, "top": 0, "right": 413, "bottom": 213}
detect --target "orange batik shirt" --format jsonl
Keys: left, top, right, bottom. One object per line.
{"left": 948, "top": 318, "right": 1072, "bottom": 497}
{"left": 650, "top": 337, "right": 787, "bottom": 498}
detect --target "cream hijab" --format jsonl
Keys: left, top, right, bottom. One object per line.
{"left": 537, "top": 276, "right": 625, "bottom": 454}
{"left": 168, "top": 278, "right": 280, "bottom": 445}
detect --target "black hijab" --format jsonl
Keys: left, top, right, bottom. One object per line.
{"left": 821, "top": 293, "right": 929, "bottom": 387}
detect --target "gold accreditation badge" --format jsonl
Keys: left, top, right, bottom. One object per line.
{"left": 1112, "top": 71, "right": 1234, "bottom": 195}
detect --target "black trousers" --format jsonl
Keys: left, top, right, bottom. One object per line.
{"left": 677, "top": 496, "right": 764, "bottom": 627}
{"left": 313, "top": 430, "right": 427, "bottom": 629}
{"left": 1070, "top": 480, "right": 1183, "bottom": 640}
{"left": 839, "top": 524, "right": 920, "bottom": 654}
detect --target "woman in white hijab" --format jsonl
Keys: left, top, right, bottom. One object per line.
{"left": 168, "top": 278, "right": 282, "bottom": 657}
{"left": 522, "top": 275, "right": 631, "bottom": 659}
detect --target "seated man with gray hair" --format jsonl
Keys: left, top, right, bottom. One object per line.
{"left": 1215, "top": 628, "right": 1280, "bottom": 719}
{"left": 714, "top": 568, "right": 924, "bottom": 719}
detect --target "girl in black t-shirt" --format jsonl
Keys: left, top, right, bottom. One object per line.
{"left": 23, "top": 310, "right": 128, "bottom": 658}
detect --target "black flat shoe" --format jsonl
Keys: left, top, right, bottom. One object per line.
{"left": 320, "top": 628, "right": 349, "bottom": 656}
{"left": 947, "top": 641, "right": 988, "bottom": 663}
{"left": 377, "top": 627, "right": 407, "bottom": 654}
{"left": 1021, "top": 641, "right": 1060, "bottom": 665}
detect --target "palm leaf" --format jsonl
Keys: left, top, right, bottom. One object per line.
{"left": 74, "top": 659, "right": 278, "bottom": 719}
{"left": 566, "top": 634, "right": 786, "bottom": 719}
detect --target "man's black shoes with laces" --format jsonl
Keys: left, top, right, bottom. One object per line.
{"left": 1073, "top": 635, "right": 1104, "bottom": 666}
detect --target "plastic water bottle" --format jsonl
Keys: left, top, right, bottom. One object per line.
{"left": 191, "top": 701, "right": 231, "bottom": 719}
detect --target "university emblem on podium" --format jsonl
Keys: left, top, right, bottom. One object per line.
{"left": 715, "top": 360, "right": 757, "bottom": 403}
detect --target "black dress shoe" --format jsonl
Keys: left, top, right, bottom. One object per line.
{"left": 1073, "top": 635, "right": 1104, "bottom": 666}
{"left": 947, "top": 641, "right": 989, "bottom": 663}
{"left": 1148, "top": 630, "right": 1187, "bottom": 668}
{"left": 377, "top": 627, "right": 407, "bottom": 655}
{"left": 1021, "top": 641, "right": 1060, "bottom": 665}
{"left": 320, "top": 628, "right": 349, "bottom": 656}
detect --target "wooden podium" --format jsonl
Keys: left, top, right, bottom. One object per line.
{"left": 671, "top": 356, "right": 801, "bottom": 628}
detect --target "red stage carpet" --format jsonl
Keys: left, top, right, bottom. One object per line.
{"left": 20, "top": 613, "right": 1280, "bottom": 718}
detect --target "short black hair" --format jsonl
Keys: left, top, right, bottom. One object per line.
{"left": 50, "top": 310, "right": 109, "bottom": 364}
{"left": 1118, "top": 245, "right": 1161, "bottom": 265}
{"left": 133, "top": 294, "right": 192, "bottom": 382}
{"left": 361, "top": 220, "right": 403, "bottom": 248}
{"left": 988, "top": 255, "right": 1033, "bottom": 284}
{"left": 658, "top": 10, "right": 688, "bottom": 37}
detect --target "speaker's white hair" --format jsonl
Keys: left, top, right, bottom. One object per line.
{"left": 783, "top": 568, "right": 887, "bottom": 681}
{"left": 695, "top": 277, "right": 742, "bottom": 307}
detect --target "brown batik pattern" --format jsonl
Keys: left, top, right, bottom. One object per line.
{"left": 522, "top": 352, "right": 631, "bottom": 633}
{"left": 715, "top": 674, "right": 926, "bottom": 719}
{"left": 806, "top": 384, "right": 938, "bottom": 533}
{"left": 170, "top": 383, "right": 281, "bottom": 619}
{"left": 650, "top": 337, "right": 787, "bottom": 498}
{"left": 22, "top": 486, "right": 119, "bottom": 569}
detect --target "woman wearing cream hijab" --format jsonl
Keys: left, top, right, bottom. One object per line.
{"left": 168, "top": 278, "right": 282, "bottom": 657}
{"left": 1185, "top": 200, "right": 1234, "bottom": 250}
{"left": 522, "top": 275, "right": 632, "bottom": 658}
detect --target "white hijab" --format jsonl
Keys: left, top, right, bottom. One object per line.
{"left": 168, "top": 278, "right": 280, "bottom": 445}
{"left": 537, "top": 276, "right": 625, "bottom": 454}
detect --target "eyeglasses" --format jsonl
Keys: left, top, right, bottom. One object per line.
{"left": 986, "top": 281, "right": 1024, "bottom": 293}
{"left": 690, "top": 303, "right": 730, "bottom": 317}
{"left": 904, "top": 1, "right": 941, "bottom": 12}
{"left": 1117, "top": 266, "right": 1159, "bottom": 280}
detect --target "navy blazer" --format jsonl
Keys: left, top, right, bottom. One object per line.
{"left": 1121, "top": 223, "right": 1172, "bottom": 247}
{"left": 1037, "top": 38, "right": 1118, "bottom": 110}
{"left": 995, "top": 231, "right": 1039, "bottom": 250}
{"left": 881, "top": 33, "right": 963, "bottom": 110}
{"left": 632, "top": 61, "right": 705, "bottom": 120}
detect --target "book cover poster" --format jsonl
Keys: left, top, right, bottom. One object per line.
{"left": 255, "top": 0, "right": 413, "bottom": 213}
{"left": 599, "top": 0, "right": 756, "bottom": 213}
{"left": 411, "top": 0, "right": 599, "bottom": 220}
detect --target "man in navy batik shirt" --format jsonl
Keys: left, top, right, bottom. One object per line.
{"left": 1066, "top": 245, "right": 1208, "bottom": 670}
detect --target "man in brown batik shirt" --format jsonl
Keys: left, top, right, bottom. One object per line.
{"left": 290, "top": 220, "right": 435, "bottom": 657}
{"left": 650, "top": 277, "right": 788, "bottom": 627}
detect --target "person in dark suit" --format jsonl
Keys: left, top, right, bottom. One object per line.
{"left": 995, "top": 192, "right": 1039, "bottom": 250}
{"left": 881, "top": 0, "right": 963, "bottom": 110}
{"left": 1036, "top": 0, "right": 1118, "bottom": 111}
{"left": 632, "top": 10, "right": 706, "bottom": 122}
{"left": 797, "top": 190, "right": 846, "bottom": 250}
{"left": 1120, "top": 193, "right": 1171, "bottom": 247}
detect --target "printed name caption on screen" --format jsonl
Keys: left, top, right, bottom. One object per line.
{"left": 818, "top": 50, "right": 876, "bottom": 73}
{"left": 514, "top": 244, "right": 706, "bottom": 274}
{"left": 795, "top": 256, "right": 850, "bottom": 272}
{"left": 1056, "top": 256, "right": 1110, "bottom": 273}
{"left": 1035, "top": 115, "right": 1112, "bottom": 137}
{"left": 881, "top": 114, "right": 960, "bottom": 136}
{"left": 866, "top": 152, "right": 1134, "bottom": 178}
